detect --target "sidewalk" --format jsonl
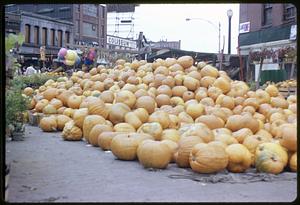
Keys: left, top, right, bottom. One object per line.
{"left": 5, "top": 125, "right": 297, "bottom": 202}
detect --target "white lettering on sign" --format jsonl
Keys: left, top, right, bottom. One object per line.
{"left": 239, "top": 22, "right": 250, "bottom": 34}
{"left": 107, "top": 35, "right": 137, "bottom": 49}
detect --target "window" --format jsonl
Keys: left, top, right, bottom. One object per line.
{"left": 50, "top": 29, "right": 55, "bottom": 46}
{"left": 82, "top": 22, "right": 97, "bottom": 37}
{"left": 76, "top": 20, "right": 80, "bottom": 34}
{"left": 65, "top": 31, "right": 70, "bottom": 44}
{"left": 283, "top": 4, "right": 296, "bottom": 20}
{"left": 83, "top": 4, "right": 98, "bottom": 17}
{"left": 42, "top": 27, "right": 47, "bottom": 46}
{"left": 262, "top": 4, "right": 272, "bottom": 26}
{"left": 34, "top": 26, "right": 39, "bottom": 45}
{"left": 25, "top": 24, "right": 30, "bottom": 43}
{"left": 58, "top": 30, "right": 62, "bottom": 47}
{"left": 101, "top": 25, "right": 105, "bottom": 38}
{"left": 102, "top": 6, "right": 105, "bottom": 18}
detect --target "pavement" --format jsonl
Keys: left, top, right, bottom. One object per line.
{"left": 5, "top": 125, "right": 297, "bottom": 202}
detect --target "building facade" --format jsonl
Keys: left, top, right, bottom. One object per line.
{"left": 5, "top": 4, "right": 107, "bottom": 48}
{"left": 239, "top": 3, "right": 296, "bottom": 55}
{"left": 5, "top": 11, "right": 73, "bottom": 60}
{"left": 149, "top": 40, "right": 181, "bottom": 49}
{"left": 238, "top": 3, "right": 297, "bottom": 82}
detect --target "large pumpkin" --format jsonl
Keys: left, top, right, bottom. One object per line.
{"left": 161, "top": 129, "right": 180, "bottom": 142}
{"left": 43, "top": 88, "right": 58, "bottom": 101}
{"left": 255, "top": 142, "right": 288, "bottom": 174}
{"left": 232, "top": 128, "right": 253, "bottom": 144}
{"left": 82, "top": 115, "right": 106, "bottom": 142}
{"left": 185, "top": 103, "right": 204, "bottom": 120}
{"left": 57, "top": 90, "right": 75, "bottom": 106}
{"left": 67, "top": 95, "right": 83, "bottom": 109}
{"left": 42, "top": 104, "right": 57, "bottom": 114}
{"left": 278, "top": 124, "right": 297, "bottom": 152}
{"left": 109, "top": 103, "right": 131, "bottom": 124}
{"left": 195, "top": 115, "right": 224, "bottom": 130}
{"left": 289, "top": 152, "right": 297, "bottom": 172}
{"left": 61, "top": 120, "right": 83, "bottom": 141}
{"left": 137, "top": 139, "right": 172, "bottom": 169}
{"left": 115, "top": 90, "right": 137, "bottom": 108}
{"left": 35, "top": 99, "right": 49, "bottom": 112}
{"left": 49, "top": 98, "right": 63, "bottom": 110}
{"left": 175, "top": 136, "right": 204, "bottom": 168}
{"left": 189, "top": 142, "right": 228, "bottom": 173}
{"left": 137, "top": 122, "right": 163, "bottom": 141}
{"left": 177, "top": 55, "right": 194, "bottom": 69}
{"left": 148, "top": 111, "right": 171, "bottom": 129}
{"left": 73, "top": 108, "right": 89, "bottom": 129}
{"left": 124, "top": 112, "right": 143, "bottom": 130}
{"left": 56, "top": 114, "right": 72, "bottom": 131}
{"left": 98, "top": 131, "right": 123, "bottom": 150}
{"left": 180, "top": 123, "right": 214, "bottom": 143}
{"left": 225, "top": 144, "right": 252, "bottom": 173}
{"left": 114, "top": 123, "right": 136, "bottom": 133}
{"left": 89, "top": 124, "right": 113, "bottom": 146}
{"left": 214, "top": 134, "right": 239, "bottom": 146}
{"left": 40, "top": 115, "right": 57, "bottom": 132}
{"left": 135, "top": 96, "right": 156, "bottom": 114}
{"left": 161, "top": 139, "right": 179, "bottom": 163}
{"left": 110, "top": 133, "right": 154, "bottom": 160}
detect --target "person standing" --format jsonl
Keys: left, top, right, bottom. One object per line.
{"left": 24, "top": 64, "right": 37, "bottom": 76}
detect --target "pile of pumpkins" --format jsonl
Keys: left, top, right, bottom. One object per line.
{"left": 23, "top": 56, "right": 297, "bottom": 175}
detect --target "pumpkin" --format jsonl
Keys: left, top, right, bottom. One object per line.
{"left": 109, "top": 103, "right": 131, "bottom": 124}
{"left": 82, "top": 115, "right": 106, "bottom": 142}
{"left": 185, "top": 103, "right": 204, "bottom": 120}
{"left": 98, "top": 131, "right": 123, "bottom": 150}
{"left": 214, "top": 134, "right": 238, "bottom": 146}
{"left": 255, "top": 89, "right": 271, "bottom": 104}
{"left": 172, "top": 86, "right": 188, "bottom": 97}
{"left": 195, "top": 115, "right": 224, "bottom": 130}
{"left": 115, "top": 90, "right": 137, "bottom": 108}
{"left": 176, "top": 135, "right": 204, "bottom": 168}
{"left": 200, "top": 76, "right": 216, "bottom": 88}
{"left": 161, "top": 140, "right": 179, "bottom": 163}
{"left": 232, "top": 128, "right": 253, "bottom": 143}
{"left": 265, "top": 84, "right": 279, "bottom": 97}
{"left": 177, "top": 55, "right": 194, "bottom": 69}
{"left": 213, "top": 77, "right": 231, "bottom": 94}
{"left": 215, "top": 95, "right": 235, "bottom": 110}
{"left": 161, "top": 129, "right": 180, "bottom": 142}
{"left": 35, "top": 99, "right": 49, "bottom": 112}
{"left": 289, "top": 152, "right": 297, "bottom": 172}
{"left": 87, "top": 98, "right": 109, "bottom": 119}
{"left": 42, "top": 104, "right": 57, "bottom": 114}
{"left": 180, "top": 123, "right": 215, "bottom": 143}
{"left": 243, "top": 134, "right": 272, "bottom": 165}
{"left": 40, "top": 115, "right": 57, "bottom": 132}
{"left": 67, "top": 95, "right": 83, "bottom": 109}
{"left": 100, "top": 90, "right": 114, "bottom": 103}
{"left": 135, "top": 96, "right": 156, "bottom": 114}
{"left": 207, "top": 86, "right": 222, "bottom": 101}
{"left": 88, "top": 124, "right": 113, "bottom": 146}
{"left": 137, "top": 122, "right": 163, "bottom": 141}
{"left": 57, "top": 90, "right": 75, "bottom": 106}
{"left": 73, "top": 108, "right": 89, "bottom": 129}
{"left": 189, "top": 142, "right": 228, "bottom": 173}
{"left": 114, "top": 123, "right": 136, "bottom": 133}
{"left": 225, "top": 144, "right": 252, "bottom": 173}
{"left": 200, "top": 65, "right": 219, "bottom": 78}
{"left": 148, "top": 111, "right": 171, "bottom": 129}
{"left": 255, "top": 142, "right": 288, "bottom": 174}
{"left": 133, "top": 108, "right": 149, "bottom": 123}
{"left": 124, "top": 112, "right": 143, "bottom": 130}
{"left": 155, "top": 94, "right": 171, "bottom": 107}
{"left": 63, "top": 108, "right": 75, "bottom": 118}
{"left": 278, "top": 124, "right": 297, "bottom": 152}
{"left": 137, "top": 139, "right": 172, "bottom": 169}
{"left": 183, "top": 76, "right": 200, "bottom": 91}
{"left": 270, "top": 97, "right": 289, "bottom": 109}
{"left": 178, "top": 112, "right": 194, "bottom": 124}
{"left": 57, "top": 106, "right": 67, "bottom": 114}
{"left": 110, "top": 133, "right": 154, "bottom": 160}
{"left": 56, "top": 114, "right": 72, "bottom": 131}
{"left": 213, "top": 128, "right": 232, "bottom": 136}
{"left": 23, "top": 87, "right": 34, "bottom": 96}
{"left": 61, "top": 120, "right": 83, "bottom": 141}
{"left": 49, "top": 98, "right": 63, "bottom": 110}
{"left": 43, "top": 88, "right": 58, "bottom": 101}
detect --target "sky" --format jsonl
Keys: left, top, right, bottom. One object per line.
{"left": 108, "top": 4, "right": 240, "bottom": 54}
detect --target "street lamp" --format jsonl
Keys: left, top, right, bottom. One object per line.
{"left": 186, "top": 17, "right": 221, "bottom": 54}
{"left": 227, "top": 9, "right": 233, "bottom": 54}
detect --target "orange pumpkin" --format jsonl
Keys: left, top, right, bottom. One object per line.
{"left": 40, "top": 115, "right": 57, "bottom": 132}
{"left": 89, "top": 124, "right": 113, "bottom": 146}
{"left": 61, "top": 120, "right": 82, "bottom": 141}
{"left": 56, "top": 115, "right": 72, "bottom": 131}
{"left": 225, "top": 144, "right": 252, "bottom": 173}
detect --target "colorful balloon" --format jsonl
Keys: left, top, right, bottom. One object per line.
{"left": 65, "top": 50, "right": 77, "bottom": 62}
{"left": 65, "top": 59, "right": 75, "bottom": 66}
{"left": 58, "top": 48, "right": 67, "bottom": 58}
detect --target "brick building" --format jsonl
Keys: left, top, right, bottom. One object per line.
{"left": 5, "top": 4, "right": 107, "bottom": 48}
{"left": 238, "top": 3, "right": 297, "bottom": 81}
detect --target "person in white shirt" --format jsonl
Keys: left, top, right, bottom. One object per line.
{"left": 24, "top": 64, "right": 37, "bottom": 76}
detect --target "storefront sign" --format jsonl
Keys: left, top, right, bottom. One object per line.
{"left": 290, "top": 25, "right": 297, "bottom": 40}
{"left": 239, "top": 22, "right": 250, "bottom": 34}
{"left": 107, "top": 35, "right": 137, "bottom": 49}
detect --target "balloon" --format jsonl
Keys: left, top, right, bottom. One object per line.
{"left": 65, "top": 50, "right": 77, "bottom": 61}
{"left": 58, "top": 48, "right": 67, "bottom": 58}
{"left": 65, "top": 59, "right": 75, "bottom": 66}
{"left": 84, "top": 58, "right": 93, "bottom": 65}
{"left": 75, "top": 56, "right": 81, "bottom": 65}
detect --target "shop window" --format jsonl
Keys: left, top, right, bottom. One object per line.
{"left": 58, "top": 30, "right": 62, "bottom": 47}
{"left": 34, "top": 26, "right": 39, "bottom": 45}
{"left": 25, "top": 24, "right": 30, "bottom": 43}
{"left": 65, "top": 31, "right": 70, "bottom": 44}
{"left": 262, "top": 4, "right": 272, "bottom": 26}
{"left": 42, "top": 27, "right": 47, "bottom": 46}
{"left": 82, "top": 22, "right": 97, "bottom": 37}
{"left": 50, "top": 29, "right": 55, "bottom": 46}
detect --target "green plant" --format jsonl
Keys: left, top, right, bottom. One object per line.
{"left": 5, "top": 87, "right": 30, "bottom": 131}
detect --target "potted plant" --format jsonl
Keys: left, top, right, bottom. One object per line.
{"left": 5, "top": 88, "right": 29, "bottom": 141}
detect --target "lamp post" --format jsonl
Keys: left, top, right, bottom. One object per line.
{"left": 227, "top": 9, "right": 233, "bottom": 54}
{"left": 186, "top": 18, "right": 221, "bottom": 54}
